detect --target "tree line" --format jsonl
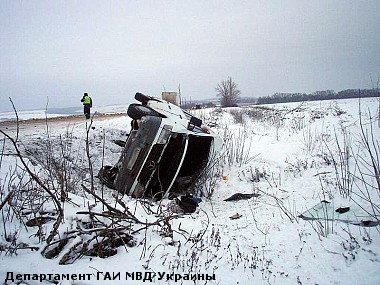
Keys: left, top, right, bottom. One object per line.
{"left": 215, "top": 77, "right": 379, "bottom": 108}
{"left": 256, "top": 89, "right": 379, "bottom": 105}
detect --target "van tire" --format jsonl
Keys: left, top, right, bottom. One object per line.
{"left": 135, "top": 92, "right": 151, "bottom": 104}
{"left": 127, "top": 104, "right": 162, "bottom": 120}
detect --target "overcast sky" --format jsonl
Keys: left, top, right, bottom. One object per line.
{"left": 1, "top": 0, "right": 379, "bottom": 112}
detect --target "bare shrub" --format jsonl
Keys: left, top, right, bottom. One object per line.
{"left": 229, "top": 109, "right": 245, "bottom": 125}
{"left": 24, "top": 131, "right": 87, "bottom": 200}
{"left": 221, "top": 126, "right": 253, "bottom": 168}
{"left": 193, "top": 154, "right": 224, "bottom": 199}
{"left": 332, "top": 126, "right": 354, "bottom": 197}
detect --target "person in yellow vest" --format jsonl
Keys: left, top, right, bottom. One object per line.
{"left": 81, "top": 92, "right": 92, "bottom": 119}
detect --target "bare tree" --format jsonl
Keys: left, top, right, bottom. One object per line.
{"left": 215, "top": 76, "right": 241, "bottom": 107}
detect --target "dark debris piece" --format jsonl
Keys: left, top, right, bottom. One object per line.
{"left": 178, "top": 195, "right": 201, "bottom": 213}
{"left": 359, "top": 220, "right": 379, "bottom": 227}
{"left": 224, "top": 193, "right": 260, "bottom": 202}
{"left": 113, "top": 139, "right": 126, "bottom": 148}
{"left": 335, "top": 207, "right": 350, "bottom": 214}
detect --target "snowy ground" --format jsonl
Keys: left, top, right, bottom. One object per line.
{"left": 0, "top": 98, "right": 379, "bottom": 284}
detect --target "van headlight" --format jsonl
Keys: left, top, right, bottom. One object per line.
{"left": 157, "top": 125, "right": 172, "bottom": 144}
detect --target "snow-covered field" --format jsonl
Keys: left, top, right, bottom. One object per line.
{"left": 0, "top": 98, "right": 379, "bottom": 284}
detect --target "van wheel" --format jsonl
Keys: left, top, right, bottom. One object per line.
{"left": 127, "top": 104, "right": 163, "bottom": 120}
{"left": 135, "top": 92, "right": 151, "bottom": 104}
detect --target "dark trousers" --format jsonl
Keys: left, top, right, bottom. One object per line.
{"left": 84, "top": 105, "right": 91, "bottom": 119}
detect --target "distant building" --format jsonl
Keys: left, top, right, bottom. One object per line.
{"left": 162, "top": 92, "right": 179, "bottom": 106}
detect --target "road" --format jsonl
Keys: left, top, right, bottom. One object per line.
{"left": 0, "top": 113, "right": 126, "bottom": 137}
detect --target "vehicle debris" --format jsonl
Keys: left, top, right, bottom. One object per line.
{"left": 229, "top": 213, "right": 242, "bottom": 220}
{"left": 224, "top": 193, "right": 260, "bottom": 202}
{"left": 165, "top": 195, "right": 201, "bottom": 214}
{"left": 299, "top": 200, "right": 380, "bottom": 227}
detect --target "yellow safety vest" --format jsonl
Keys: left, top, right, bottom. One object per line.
{"left": 83, "top": 96, "right": 91, "bottom": 105}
